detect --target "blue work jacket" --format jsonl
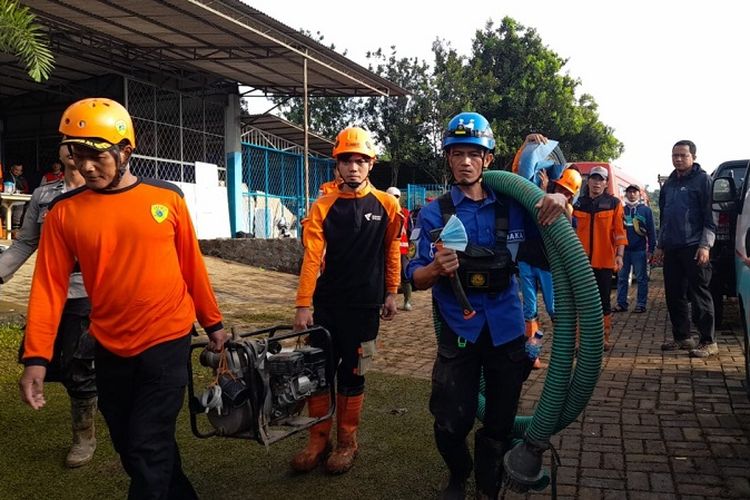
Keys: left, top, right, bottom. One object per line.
{"left": 406, "top": 185, "right": 527, "bottom": 346}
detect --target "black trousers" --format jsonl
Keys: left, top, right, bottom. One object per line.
{"left": 95, "top": 334, "right": 197, "bottom": 500}
{"left": 592, "top": 268, "right": 613, "bottom": 316}
{"left": 311, "top": 306, "right": 380, "bottom": 396}
{"left": 18, "top": 298, "right": 96, "bottom": 399}
{"left": 663, "top": 245, "right": 715, "bottom": 343}
{"left": 430, "top": 317, "right": 532, "bottom": 477}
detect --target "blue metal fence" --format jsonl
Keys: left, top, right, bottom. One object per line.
{"left": 405, "top": 183, "right": 447, "bottom": 211}
{"left": 241, "top": 143, "right": 335, "bottom": 238}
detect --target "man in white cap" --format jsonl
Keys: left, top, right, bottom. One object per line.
{"left": 572, "top": 166, "right": 627, "bottom": 350}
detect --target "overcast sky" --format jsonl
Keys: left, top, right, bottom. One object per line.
{"left": 246, "top": 0, "right": 749, "bottom": 190}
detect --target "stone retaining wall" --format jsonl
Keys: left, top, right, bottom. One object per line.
{"left": 199, "top": 238, "right": 303, "bottom": 275}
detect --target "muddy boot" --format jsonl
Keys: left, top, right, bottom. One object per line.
{"left": 326, "top": 393, "right": 364, "bottom": 474}
{"left": 402, "top": 283, "right": 413, "bottom": 311}
{"left": 291, "top": 393, "right": 333, "bottom": 472}
{"left": 603, "top": 314, "right": 613, "bottom": 351}
{"left": 435, "top": 432, "right": 472, "bottom": 500}
{"left": 65, "top": 396, "right": 97, "bottom": 468}
{"left": 474, "top": 428, "right": 508, "bottom": 500}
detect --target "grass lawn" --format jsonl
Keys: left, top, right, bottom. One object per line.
{"left": 0, "top": 324, "right": 449, "bottom": 500}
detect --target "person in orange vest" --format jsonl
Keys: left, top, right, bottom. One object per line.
{"left": 572, "top": 166, "right": 627, "bottom": 350}
{"left": 292, "top": 126, "right": 402, "bottom": 475}
{"left": 386, "top": 186, "right": 413, "bottom": 310}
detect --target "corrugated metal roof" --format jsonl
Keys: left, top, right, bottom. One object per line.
{"left": 3, "top": 0, "right": 406, "bottom": 99}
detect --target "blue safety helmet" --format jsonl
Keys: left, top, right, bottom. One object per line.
{"left": 442, "top": 112, "right": 496, "bottom": 152}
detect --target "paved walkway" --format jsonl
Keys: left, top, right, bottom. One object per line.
{"left": 3, "top": 256, "right": 749, "bottom": 498}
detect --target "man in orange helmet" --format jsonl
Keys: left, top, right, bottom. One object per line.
{"left": 18, "top": 98, "right": 227, "bottom": 498}
{"left": 292, "top": 126, "right": 402, "bottom": 475}
{"left": 551, "top": 167, "right": 582, "bottom": 218}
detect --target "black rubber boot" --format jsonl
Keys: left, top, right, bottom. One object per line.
{"left": 474, "top": 428, "right": 508, "bottom": 499}
{"left": 440, "top": 474, "right": 467, "bottom": 500}
{"left": 436, "top": 432, "right": 472, "bottom": 500}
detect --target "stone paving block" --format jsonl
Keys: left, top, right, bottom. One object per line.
{"left": 678, "top": 483, "right": 728, "bottom": 496}
{"left": 627, "top": 470, "right": 649, "bottom": 490}
{"left": 682, "top": 427, "right": 704, "bottom": 440}
{"left": 625, "top": 453, "right": 669, "bottom": 463}
{"left": 674, "top": 473, "right": 724, "bottom": 486}
{"left": 661, "top": 426, "right": 683, "bottom": 440}
{"left": 650, "top": 471, "right": 676, "bottom": 493}
{"left": 601, "top": 452, "right": 625, "bottom": 471}
{"left": 645, "top": 440, "right": 667, "bottom": 455}
{"left": 580, "top": 452, "right": 601, "bottom": 468}
{"left": 624, "top": 439, "right": 644, "bottom": 454}
{"left": 578, "top": 486, "right": 627, "bottom": 500}
{"left": 628, "top": 494, "right": 678, "bottom": 500}
{"left": 669, "top": 457, "right": 699, "bottom": 473}
{"left": 555, "top": 466, "right": 578, "bottom": 485}
{"left": 725, "top": 476, "right": 750, "bottom": 498}
{"left": 625, "top": 461, "right": 672, "bottom": 473}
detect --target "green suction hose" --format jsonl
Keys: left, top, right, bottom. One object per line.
{"left": 485, "top": 171, "right": 604, "bottom": 491}
{"left": 432, "top": 171, "right": 603, "bottom": 492}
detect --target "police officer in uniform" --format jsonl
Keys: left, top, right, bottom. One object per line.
{"left": 407, "top": 112, "right": 566, "bottom": 499}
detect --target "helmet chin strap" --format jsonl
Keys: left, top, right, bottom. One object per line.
{"left": 97, "top": 146, "right": 128, "bottom": 191}
{"left": 337, "top": 164, "right": 368, "bottom": 190}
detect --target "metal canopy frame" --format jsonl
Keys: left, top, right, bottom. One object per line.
{"left": 241, "top": 114, "right": 334, "bottom": 158}
{"left": 4, "top": 0, "right": 407, "bottom": 100}
{"left": 2, "top": 0, "right": 406, "bottom": 217}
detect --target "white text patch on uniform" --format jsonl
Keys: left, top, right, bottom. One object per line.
{"left": 507, "top": 229, "right": 525, "bottom": 243}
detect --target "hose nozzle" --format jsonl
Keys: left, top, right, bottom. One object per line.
{"left": 503, "top": 438, "right": 550, "bottom": 492}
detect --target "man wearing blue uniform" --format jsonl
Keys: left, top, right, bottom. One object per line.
{"left": 406, "top": 112, "right": 566, "bottom": 499}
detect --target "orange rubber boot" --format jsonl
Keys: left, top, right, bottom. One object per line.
{"left": 290, "top": 393, "right": 332, "bottom": 472}
{"left": 603, "top": 314, "right": 613, "bottom": 351}
{"left": 326, "top": 393, "right": 364, "bottom": 474}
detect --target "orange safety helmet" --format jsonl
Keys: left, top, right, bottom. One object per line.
{"left": 59, "top": 98, "right": 136, "bottom": 151}
{"left": 332, "top": 127, "right": 376, "bottom": 159}
{"left": 553, "top": 168, "right": 582, "bottom": 196}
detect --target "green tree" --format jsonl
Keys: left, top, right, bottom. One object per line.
{"left": 274, "top": 17, "right": 623, "bottom": 185}
{"left": 0, "top": 0, "right": 54, "bottom": 82}
{"left": 442, "top": 17, "right": 623, "bottom": 169}
{"left": 647, "top": 188, "right": 660, "bottom": 229}
{"left": 269, "top": 31, "right": 359, "bottom": 139}
{"left": 358, "top": 47, "right": 437, "bottom": 186}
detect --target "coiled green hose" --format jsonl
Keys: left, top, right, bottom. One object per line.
{"left": 481, "top": 170, "right": 603, "bottom": 437}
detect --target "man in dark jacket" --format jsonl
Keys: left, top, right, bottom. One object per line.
{"left": 653, "top": 140, "right": 717, "bottom": 357}
{"left": 614, "top": 184, "right": 656, "bottom": 314}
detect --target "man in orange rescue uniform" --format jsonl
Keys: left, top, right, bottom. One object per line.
{"left": 292, "top": 126, "right": 402, "bottom": 474}
{"left": 18, "top": 98, "right": 227, "bottom": 499}
{"left": 572, "top": 166, "right": 627, "bottom": 351}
